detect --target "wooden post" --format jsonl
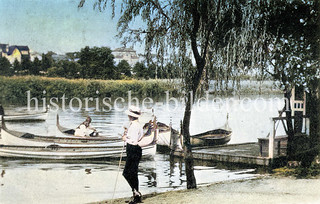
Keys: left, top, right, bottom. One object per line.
{"left": 305, "top": 118, "right": 310, "bottom": 135}
{"left": 269, "top": 120, "right": 275, "bottom": 158}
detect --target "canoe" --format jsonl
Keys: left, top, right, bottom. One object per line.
{"left": 158, "top": 115, "right": 232, "bottom": 148}
{"left": 56, "top": 114, "right": 120, "bottom": 141}
{"left": 0, "top": 121, "right": 157, "bottom": 160}
{"left": 156, "top": 124, "right": 231, "bottom": 148}
{"left": 0, "top": 121, "right": 121, "bottom": 146}
{"left": 0, "top": 108, "right": 49, "bottom": 122}
{"left": 0, "top": 143, "right": 156, "bottom": 160}
{"left": 1, "top": 117, "right": 157, "bottom": 145}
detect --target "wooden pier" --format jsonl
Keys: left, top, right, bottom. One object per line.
{"left": 172, "top": 142, "right": 287, "bottom": 167}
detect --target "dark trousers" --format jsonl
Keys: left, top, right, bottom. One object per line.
{"left": 123, "top": 143, "right": 142, "bottom": 191}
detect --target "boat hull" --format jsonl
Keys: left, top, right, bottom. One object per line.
{"left": 157, "top": 130, "right": 171, "bottom": 146}
{"left": 1, "top": 125, "right": 120, "bottom": 146}
{"left": 0, "top": 143, "right": 156, "bottom": 160}
{"left": 1, "top": 112, "right": 48, "bottom": 122}
{"left": 190, "top": 129, "right": 232, "bottom": 146}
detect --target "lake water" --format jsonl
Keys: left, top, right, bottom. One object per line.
{"left": 0, "top": 94, "right": 287, "bottom": 204}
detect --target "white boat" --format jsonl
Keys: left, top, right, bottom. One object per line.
{"left": 1, "top": 119, "right": 158, "bottom": 147}
{"left": 1, "top": 122, "right": 120, "bottom": 146}
{"left": 156, "top": 122, "right": 182, "bottom": 150}
{"left": 0, "top": 107, "right": 49, "bottom": 122}
{"left": 0, "top": 121, "right": 157, "bottom": 160}
{"left": 0, "top": 143, "right": 156, "bottom": 160}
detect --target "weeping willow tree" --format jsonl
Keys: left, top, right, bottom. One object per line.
{"left": 254, "top": 0, "right": 320, "bottom": 162}
{"left": 78, "top": 0, "right": 276, "bottom": 188}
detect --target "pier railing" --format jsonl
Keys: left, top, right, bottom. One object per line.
{"left": 267, "top": 115, "right": 309, "bottom": 159}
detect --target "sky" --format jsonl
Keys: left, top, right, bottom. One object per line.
{"left": 0, "top": 0, "right": 144, "bottom": 54}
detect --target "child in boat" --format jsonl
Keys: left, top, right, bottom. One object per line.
{"left": 74, "top": 116, "right": 98, "bottom": 137}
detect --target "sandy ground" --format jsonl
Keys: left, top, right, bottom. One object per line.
{"left": 91, "top": 176, "right": 320, "bottom": 204}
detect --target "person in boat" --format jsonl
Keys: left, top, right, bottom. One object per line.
{"left": 122, "top": 106, "right": 153, "bottom": 204}
{"left": 74, "top": 116, "right": 98, "bottom": 137}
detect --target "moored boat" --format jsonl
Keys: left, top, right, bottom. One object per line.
{"left": 0, "top": 106, "right": 49, "bottom": 122}
{"left": 158, "top": 115, "right": 232, "bottom": 149}
{"left": 1, "top": 117, "right": 157, "bottom": 147}
{"left": 190, "top": 115, "right": 232, "bottom": 147}
{"left": 0, "top": 143, "right": 156, "bottom": 160}
{"left": 155, "top": 122, "right": 183, "bottom": 150}
{"left": 0, "top": 118, "right": 158, "bottom": 159}
{"left": 0, "top": 121, "right": 120, "bottom": 146}
{"left": 156, "top": 124, "right": 231, "bottom": 148}
{"left": 190, "top": 128, "right": 232, "bottom": 146}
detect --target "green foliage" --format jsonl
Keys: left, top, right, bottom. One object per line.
{"left": 21, "top": 58, "right": 32, "bottom": 74}
{"left": 133, "top": 62, "right": 149, "bottom": 79}
{"left": 273, "top": 162, "right": 320, "bottom": 179}
{"left": 0, "top": 76, "right": 178, "bottom": 103}
{"left": 12, "top": 59, "right": 21, "bottom": 73}
{"left": 78, "top": 46, "right": 117, "bottom": 79}
{"left": 117, "top": 60, "right": 132, "bottom": 77}
{"left": 41, "top": 53, "right": 53, "bottom": 71}
{"left": 30, "top": 57, "right": 41, "bottom": 75}
{"left": 0, "top": 56, "right": 13, "bottom": 76}
{"left": 260, "top": 0, "right": 319, "bottom": 89}
{"left": 157, "top": 63, "right": 180, "bottom": 79}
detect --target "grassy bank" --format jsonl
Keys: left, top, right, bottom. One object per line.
{"left": 0, "top": 76, "right": 179, "bottom": 104}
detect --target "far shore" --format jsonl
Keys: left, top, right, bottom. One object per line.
{"left": 91, "top": 175, "right": 320, "bottom": 204}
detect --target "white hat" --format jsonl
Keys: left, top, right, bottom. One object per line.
{"left": 125, "top": 106, "right": 141, "bottom": 118}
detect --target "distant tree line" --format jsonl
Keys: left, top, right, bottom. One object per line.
{"left": 0, "top": 46, "right": 180, "bottom": 80}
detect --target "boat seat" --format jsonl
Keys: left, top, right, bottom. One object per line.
{"left": 21, "top": 133, "right": 35, "bottom": 139}
{"left": 64, "top": 129, "right": 75, "bottom": 135}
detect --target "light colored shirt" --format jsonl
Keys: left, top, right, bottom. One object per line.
{"left": 74, "top": 124, "right": 94, "bottom": 137}
{"left": 124, "top": 120, "right": 143, "bottom": 145}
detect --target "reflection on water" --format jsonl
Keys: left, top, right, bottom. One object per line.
{"left": 0, "top": 155, "right": 256, "bottom": 204}
{"left": 0, "top": 94, "right": 285, "bottom": 204}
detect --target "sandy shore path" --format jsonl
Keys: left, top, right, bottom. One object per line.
{"left": 92, "top": 176, "right": 320, "bottom": 204}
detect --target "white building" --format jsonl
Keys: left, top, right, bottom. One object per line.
{"left": 112, "top": 47, "right": 140, "bottom": 66}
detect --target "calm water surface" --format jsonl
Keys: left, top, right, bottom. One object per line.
{"left": 0, "top": 94, "right": 286, "bottom": 204}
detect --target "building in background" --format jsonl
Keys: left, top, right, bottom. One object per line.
{"left": 112, "top": 47, "right": 140, "bottom": 66}
{"left": 0, "top": 43, "right": 30, "bottom": 63}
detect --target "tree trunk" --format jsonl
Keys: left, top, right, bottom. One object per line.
{"left": 308, "top": 79, "right": 320, "bottom": 159}
{"left": 284, "top": 88, "right": 295, "bottom": 160}
{"left": 182, "top": 90, "right": 197, "bottom": 189}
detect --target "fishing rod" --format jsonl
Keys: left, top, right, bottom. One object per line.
{"left": 112, "top": 134, "right": 126, "bottom": 201}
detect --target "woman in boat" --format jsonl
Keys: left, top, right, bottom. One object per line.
{"left": 74, "top": 116, "right": 98, "bottom": 137}
{"left": 122, "top": 106, "right": 152, "bottom": 204}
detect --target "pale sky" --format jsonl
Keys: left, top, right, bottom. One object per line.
{"left": 0, "top": 0, "right": 144, "bottom": 54}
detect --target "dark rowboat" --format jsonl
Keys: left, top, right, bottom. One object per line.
{"left": 190, "top": 128, "right": 232, "bottom": 146}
